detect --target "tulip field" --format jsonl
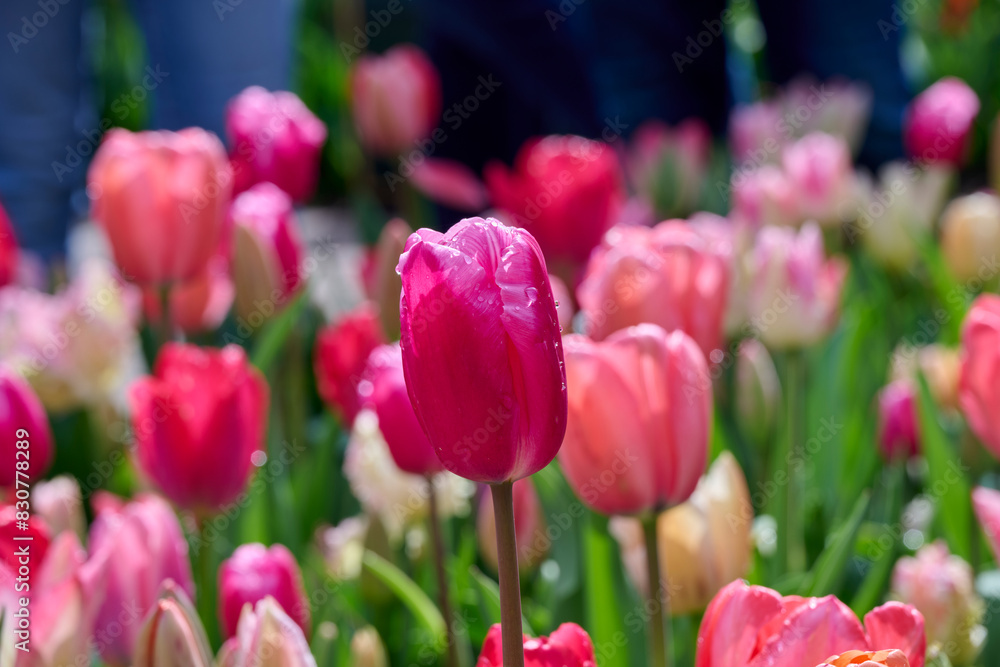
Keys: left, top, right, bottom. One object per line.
{"left": 7, "top": 5, "right": 1000, "bottom": 667}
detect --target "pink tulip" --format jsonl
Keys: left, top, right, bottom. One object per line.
{"left": 628, "top": 118, "right": 712, "bottom": 217}
{"left": 144, "top": 254, "right": 235, "bottom": 334}
{"left": 878, "top": 380, "right": 920, "bottom": 461}
{"left": 351, "top": 44, "right": 441, "bottom": 157}
{"left": 130, "top": 344, "right": 269, "bottom": 513}
{"left": 559, "top": 324, "right": 710, "bottom": 515}
{"left": 577, "top": 220, "right": 729, "bottom": 358}
{"left": 218, "top": 596, "right": 317, "bottom": 667}
{"left": 358, "top": 343, "right": 442, "bottom": 476}
{"left": 219, "top": 543, "right": 310, "bottom": 640}
{"left": 397, "top": 217, "right": 567, "bottom": 483}
{"left": 226, "top": 86, "right": 327, "bottom": 202}
{"left": 477, "top": 478, "right": 547, "bottom": 573}
{"left": 746, "top": 222, "right": 847, "bottom": 349}
{"left": 484, "top": 135, "right": 626, "bottom": 279}
{"left": 548, "top": 273, "right": 575, "bottom": 333}
{"left": 229, "top": 182, "right": 305, "bottom": 320}
{"left": 729, "top": 101, "right": 785, "bottom": 165}
{"left": 731, "top": 165, "right": 799, "bottom": 228}
{"left": 973, "top": 486, "right": 1000, "bottom": 563}
{"left": 410, "top": 157, "right": 488, "bottom": 212}
{"left": 88, "top": 128, "right": 231, "bottom": 284}
{"left": 81, "top": 493, "right": 194, "bottom": 665}
{"left": 904, "top": 77, "right": 980, "bottom": 166}
{"left": 696, "top": 580, "right": 926, "bottom": 667}
{"left": 134, "top": 580, "right": 213, "bottom": 667}
{"left": 314, "top": 303, "right": 386, "bottom": 424}
{"left": 476, "top": 622, "right": 597, "bottom": 667}
{"left": 959, "top": 294, "right": 1000, "bottom": 457}
{"left": 0, "top": 201, "right": 18, "bottom": 288}
{"left": 782, "top": 132, "right": 856, "bottom": 226}
{"left": 0, "top": 368, "right": 53, "bottom": 486}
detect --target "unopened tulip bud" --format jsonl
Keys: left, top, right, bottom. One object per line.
{"left": 0, "top": 368, "right": 53, "bottom": 486}
{"left": 905, "top": 77, "right": 980, "bottom": 167}
{"left": 878, "top": 380, "right": 921, "bottom": 461}
{"left": 735, "top": 338, "right": 781, "bottom": 442}
{"left": 217, "top": 597, "right": 317, "bottom": 667}
{"left": 219, "top": 543, "right": 310, "bottom": 640}
{"left": 940, "top": 192, "right": 1000, "bottom": 284}
{"left": 350, "top": 626, "right": 388, "bottom": 667}
{"left": 135, "top": 580, "right": 213, "bottom": 667}
{"left": 477, "top": 478, "right": 547, "bottom": 574}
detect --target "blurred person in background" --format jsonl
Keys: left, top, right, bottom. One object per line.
{"left": 0, "top": 0, "right": 296, "bottom": 263}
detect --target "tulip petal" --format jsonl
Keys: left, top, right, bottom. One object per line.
{"left": 749, "top": 596, "right": 869, "bottom": 667}
{"left": 864, "top": 602, "right": 926, "bottom": 667}
{"left": 696, "top": 580, "right": 784, "bottom": 667}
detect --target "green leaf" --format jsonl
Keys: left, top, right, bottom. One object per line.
{"left": 250, "top": 291, "right": 308, "bottom": 374}
{"left": 798, "top": 491, "right": 870, "bottom": 597}
{"left": 915, "top": 373, "right": 973, "bottom": 560}
{"left": 361, "top": 550, "right": 447, "bottom": 646}
{"left": 468, "top": 566, "right": 535, "bottom": 636}
{"left": 582, "top": 512, "right": 630, "bottom": 667}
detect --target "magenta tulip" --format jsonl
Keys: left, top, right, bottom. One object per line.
{"left": 226, "top": 86, "right": 328, "bottom": 202}
{"left": 559, "top": 324, "right": 710, "bottom": 515}
{"left": 476, "top": 623, "right": 597, "bottom": 667}
{"left": 397, "top": 217, "right": 567, "bottom": 484}
{"left": 351, "top": 44, "right": 441, "bottom": 157}
{"left": 358, "top": 343, "right": 442, "bottom": 476}
{"left": 904, "top": 77, "right": 980, "bottom": 166}
{"left": 0, "top": 201, "right": 18, "bottom": 288}
{"left": 0, "top": 368, "right": 53, "bottom": 486}
{"left": 88, "top": 128, "right": 231, "bottom": 284}
{"left": 130, "top": 343, "right": 268, "bottom": 513}
{"left": 219, "top": 543, "right": 310, "bottom": 640}
{"left": 314, "top": 303, "right": 386, "bottom": 424}
{"left": 81, "top": 493, "right": 194, "bottom": 665}
{"left": 878, "top": 380, "right": 920, "bottom": 461}
{"left": 959, "top": 294, "right": 1000, "bottom": 458}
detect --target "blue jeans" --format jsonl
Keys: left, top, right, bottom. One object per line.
{"left": 0, "top": 0, "right": 296, "bottom": 260}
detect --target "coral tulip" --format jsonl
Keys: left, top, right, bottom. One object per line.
{"left": 818, "top": 650, "right": 910, "bottom": 667}
{"left": 88, "top": 128, "right": 231, "bottom": 284}
{"left": 959, "top": 295, "right": 1000, "bottom": 457}
{"left": 314, "top": 303, "right": 386, "bottom": 424}
{"left": 476, "top": 623, "right": 597, "bottom": 667}
{"left": 904, "top": 77, "right": 980, "bottom": 167}
{"left": 219, "top": 543, "right": 310, "bottom": 639}
{"left": 130, "top": 344, "right": 268, "bottom": 513}
{"left": 0, "top": 368, "right": 53, "bottom": 486}
{"left": 396, "top": 217, "right": 567, "bottom": 484}
{"left": 560, "top": 324, "right": 710, "bottom": 515}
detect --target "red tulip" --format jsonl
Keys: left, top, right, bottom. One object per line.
{"left": 0, "top": 368, "right": 53, "bottom": 486}
{"left": 219, "top": 543, "right": 310, "bottom": 640}
{"left": 878, "top": 380, "right": 920, "bottom": 461}
{"left": 351, "top": 44, "right": 441, "bottom": 157}
{"left": 959, "top": 294, "right": 1000, "bottom": 457}
{"left": 226, "top": 86, "right": 327, "bottom": 202}
{"left": 397, "top": 217, "right": 567, "bottom": 483}
{"left": 130, "top": 344, "right": 268, "bottom": 513}
{"left": 559, "top": 324, "right": 710, "bottom": 515}
{"left": 88, "top": 128, "right": 231, "bottom": 284}
{"left": 315, "top": 303, "right": 386, "bottom": 424}
{"left": 0, "top": 200, "right": 18, "bottom": 288}
{"left": 358, "top": 343, "right": 442, "bottom": 476}
{"left": 696, "top": 580, "right": 925, "bottom": 667}
{"left": 904, "top": 77, "right": 980, "bottom": 166}
{"left": 230, "top": 182, "right": 306, "bottom": 320}
{"left": 81, "top": 493, "right": 194, "bottom": 665}
{"left": 476, "top": 622, "right": 597, "bottom": 667}
{"left": 477, "top": 478, "right": 548, "bottom": 573}
{"left": 577, "top": 220, "right": 729, "bottom": 359}
{"left": 484, "top": 135, "right": 626, "bottom": 278}
{"left": 973, "top": 486, "right": 1000, "bottom": 563}
{"left": 0, "top": 505, "right": 50, "bottom": 572}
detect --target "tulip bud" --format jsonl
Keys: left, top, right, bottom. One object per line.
{"left": 217, "top": 596, "right": 317, "bottom": 667}
{"left": 735, "top": 338, "right": 781, "bottom": 442}
{"left": 145, "top": 254, "right": 234, "bottom": 334}
{"left": 230, "top": 182, "right": 306, "bottom": 321}
{"left": 731, "top": 164, "right": 800, "bottom": 228}
{"left": 135, "top": 580, "right": 214, "bottom": 667}
{"left": 81, "top": 493, "right": 194, "bottom": 665}
{"left": 959, "top": 295, "right": 1000, "bottom": 458}
{"left": 0, "top": 201, "right": 18, "bottom": 288}
{"left": 361, "top": 218, "right": 411, "bottom": 339}
{"left": 627, "top": 118, "right": 711, "bottom": 218}
{"left": 476, "top": 622, "right": 597, "bottom": 667}
{"left": 477, "top": 478, "right": 547, "bottom": 574}
{"left": 226, "top": 86, "right": 327, "bottom": 202}
{"left": 131, "top": 344, "right": 268, "bottom": 513}
{"left": 560, "top": 325, "right": 710, "bottom": 515}
{"left": 314, "top": 303, "right": 386, "bottom": 424}
{"left": 0, "top": 368, "right": 53, "bottom": 486}
{"left": 940, "top": 192, "right": 1000, "bottom": 284}
{"left": 610, "top": 452, "right": 751, "bottom": 614}
{"left": 578, "top": 220, "right": 730, "bottom": 359}
{"left": 32, "top": 476, "right": 85, "bottom": 540}
{"left": 350, "top": 626, "right": 388, "bottom": 667}
{"left": 891, "top": 541, "right": 984, "bottom": 665}
{"left": 747, "top": 222, "right": 847, "bottom": 349}
{"left": 358, "top": 343, "right": 442, "bottom": 476}
{"left": 818, "top": 650, "right": 910, "bottom": 667}
{"left": 904, "top": 77, "right": 980, "bottom": 167}
{"left": 878, "top": 380, "right": 921, "bottom": 461}
{"left": 397, "top": 218, "right": 567, "bottom": 484}
{"left": 350, "top": 44, "right": 441, "bottom": 157}
{"left": 88, "top": 128, "right": 231, "bottom": 284}
{"left": 219, "top": 543, "right": 311, "bottom": 640}
{"left": 484, "top": 136, "right": 626, "bottom": 276}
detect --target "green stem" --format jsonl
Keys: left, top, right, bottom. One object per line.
{"left": 785, "top": 350, "right": 806, "bottom": 573}
{"left": 490, "top": 482, "right": 524, "bottom": 667}
{"left": 643, "top": 516, "right": 669, "bottom": 667}
{"left": 196, "top": 520, "right": 218, "bottom": 648}
{"left": 427, "top": 477, "right": 459, "bottom": 667}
